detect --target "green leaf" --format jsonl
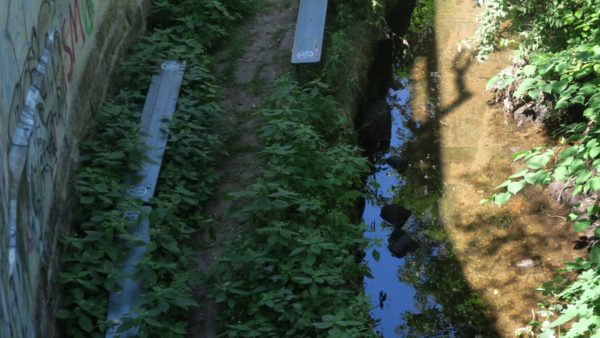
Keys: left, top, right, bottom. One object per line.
{"left": 162, "top": 242, "right": 181, "bottom": 255}
{"left": 589, "top": 147, "right": 600, "bottom": 159}
{"left": 556, "top": 96, "right": 572, "bottom": 109}
{"left": 580, "top": 82, "right": 598, "bottom": 96}
{"left": 486, "top": 74, "right": 515, "bottom": 90}
{"left": 576, "top": 169, "right": 592, "bottom": 184}
{"left": 572, "top": 95, "right": 585, "bottom": 105}
{"left": 313, "top": 322, "right": 334, "bottom": 329}
{"left": 79, "top": 314, "right": 93, "bottom": 332}
{"left": 509, "top": 169, "right": 529, "bottom": 179}
{"left": 372, "top": 249, "right": 380, "bottom": 262}
{"left": 551, "top": 306, "right": 580, "bottom": 327}
{"left": 553, "top": 166, "right": 569, "bottom": 181}
{"left": 549, "top": 79, "right": 569, "bottom": 94}
{"left": 590, "top": 244, "right": 600, "bottom": 265}
{"left": 289, "top": 247, "right": 305, "bottom": 256}
{"left": 528, "top": 89, "right": 541, "bottom": 100}
{"left": 494, "top": 179, "right": 512, "bottom": 190}
{"left": 82, "top": 231, "right": 103, "bottom": 242}
{"left": 573, "top": 184, "right": 583, "bottom": 197}
{"left": 73, "top": 288, "right": 84, "bottom": 300}
{"left": 292, "top": 276, "right": 312, "bottom": 285}
{"left": 80, "top": 196, "right": 95, "bottom": 204}
{"left": 250, "top": 196, "right": 271, "bottom": 211}
{"left": 524, "top": 171, "right": 549, "bottom": 185}
{"left": 559, "top": 146, "right": 581, "bottom": 159}
{"left": 574, "top": 220, "right": 591, "bottom": 232}
{"left": 507, "top": 180, "right": 526, "bottom": 195}
{"left": 523, "top": 64, "right": 536, "bottom": 76}
{"left": 539, "top": 62, "right": 554, "bottom": 75}
{"left": 590, "top": 177, "right": 600, "bottom": 191}
{"left": 486, "top": 76, "right": 500, "bottom": 90}
{"left": 514, "top": 78, "right": 537, "bottom": 97}
{"left": 512, "top": 150, "right": 529, "bottom": 161}
{"left": 526, "top": 154, "right": 551, "bottom": 169}
{"left": 493, "top": 192, "right": 511, "bottom": 206}
{"left": 569, "top": 316, "right": 600, "bottom": 336}
{"left": 108, "top": 151, "right": 125, "bottom": 159}
{"left": 55, "top": 309, "right": 71, "bottom": 319}
{"left": 337, "top": 320, "right": 363, "bottom": 326}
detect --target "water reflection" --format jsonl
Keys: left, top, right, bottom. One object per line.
{"left": 362, "top": 77, "right": 419, "bottom": 337}
{"left": 363, "top": 72, "right": 496, "bottom": 337}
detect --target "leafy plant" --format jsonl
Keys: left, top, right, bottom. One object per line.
{"left": 58, "top": 0, "right": 254, "bottom": 336}
{"left": 208, "top": 79, "right": 374, "bottom": 337}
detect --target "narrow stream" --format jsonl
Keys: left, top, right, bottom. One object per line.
{"left": 361, "top": 60, "right": 495, "bottom": 337}
{"left": 361, "top": 0, "right": 581, "bottom": 336}
{"left": 362, "top": 76, "right": 416, "bottom": 337}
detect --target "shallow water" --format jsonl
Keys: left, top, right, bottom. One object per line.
{"left": 362, "top": 79, "right": 419, "bottom": 338}
{"left": 363, "top": 72, "right": 495, "bottom": 337}
{"left": 363, "top": 0, "right": 580, "bottom": 336}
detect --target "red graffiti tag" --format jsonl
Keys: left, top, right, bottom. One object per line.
{"left": 61, "top": 0, "right": 95, "bottom": 83}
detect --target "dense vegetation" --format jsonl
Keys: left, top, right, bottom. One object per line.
{"left": 206, "top": 1, "right": 392, "bottom": 336}
{"left": 58, "top": 0, "right": 485, "bottom": 336}
{"left": 477, "top": 0, "right": 600, "bottom": 336}
{"left": 57, "top": 1, "right": 253, "bottom": 336}
{"left": 208, "top": 79, "right": 374, "bottom": 337}
{"left": 57, "top": 0, "right": 409, "bottom": 337}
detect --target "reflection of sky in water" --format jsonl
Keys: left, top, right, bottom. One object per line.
{"left": 363, "top": 78, "right": 434, "bottom": 337}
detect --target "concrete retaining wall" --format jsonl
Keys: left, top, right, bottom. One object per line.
{"left": 0, "top": 1, "right": 150, "bottom": 336}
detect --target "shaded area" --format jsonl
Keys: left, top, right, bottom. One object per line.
{"left": 362, "top": 0, "right": 583, "bottom": 335}
{"left": 360, "top": 1, "right": 499, "bottom": 336}
{"left": 404, "top": 0, "right": 580, "bottom": 335}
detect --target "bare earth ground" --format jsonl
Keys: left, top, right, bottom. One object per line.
{"left": 188, "top": 0, "right": 297, "bottom": 337}
{"left": 408, "top": 0, "right": 580, "bottom": 336}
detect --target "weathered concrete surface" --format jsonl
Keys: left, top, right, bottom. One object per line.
{"left": 0, "top": 1, "right": 149, "bottom": 336}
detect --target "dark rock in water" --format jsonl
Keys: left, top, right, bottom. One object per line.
{"left": 386, "top": 155, "right": 409, "bottom": 172}
{"left": 380, "top": 204, "right": 411, "bottom": 227}
{"left": 574, "top": 236, "right": 592, "bottom": 250}
{"left": 357, "top": 100, "right": 391, "bottom": 155}
{"left": 364, "top": 40, "right": 394, "bottom": 102}
{"left": 387, "top": 228, "right": 418, "bottom": 258}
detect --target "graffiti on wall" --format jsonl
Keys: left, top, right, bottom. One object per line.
{"left": 0, "top": 0, "right": 97, "bottom": 336}
{"left": 62, "top": 0, "right": 95, "bottom": 83}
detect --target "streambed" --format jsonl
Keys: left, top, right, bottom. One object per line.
{"left": 361, "top": 0, "right": 580, "bottom": 336}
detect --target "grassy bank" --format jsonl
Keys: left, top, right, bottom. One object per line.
{"left": 57, "top": 1, "right": 254, "bottom": 337}
{"left": 206, "top": 0, "right": 442, "bottom": 337}
{"left": 208, "top": 78, "right": 373, "bottom": 337}
{"left": 58, "top": 0, "right": 435, "bottom": 337}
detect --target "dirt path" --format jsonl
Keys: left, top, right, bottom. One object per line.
{"left": 408, "top": 0, "right": 580, "bottom": 335}
{"left": 189, "top": 1, "right": 297, "bottom": 336}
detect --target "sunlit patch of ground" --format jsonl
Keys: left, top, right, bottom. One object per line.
{"left": 407, "top": 0, "right": 580, "bottom": 335}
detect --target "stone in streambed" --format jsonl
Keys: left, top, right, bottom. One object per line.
{"left": 387, "top": 228, "right": 418, "bottom": 258}
{"left": 357, "top": 100, "right": 391, "bottom": 155}
{"left": 386, "top": 155, "right": 409, "bottom": 172}
{"left": 380, "top": 204, "right": 411, "bottom": 227}
{"left": 514, "top": 257, "right": 541, "bottom": 270}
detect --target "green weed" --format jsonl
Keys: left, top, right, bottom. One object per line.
{"left": 58, "top": 0, "right": 254, "bottom": 337}
{"left": 208, "top": 78, "right": 374, "bottom": 338}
